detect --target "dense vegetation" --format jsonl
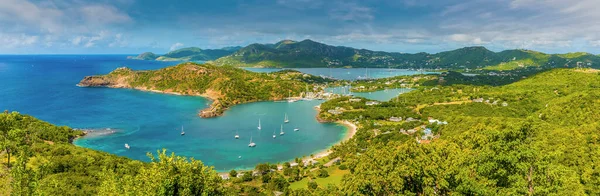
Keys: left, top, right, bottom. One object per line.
{"left": 315, "top": 68, "right": 600, "bottom": 195}
{"left": 212, "top": 39, "right": 600, "bottom": 71}
{"left": 78, "top": 63, "right": 334, "bottom": 117}
{"left": 129, "top": 46, "right": 241, "bottom": 61}
{"left": 6, "top": 68, "right": 600, "bottom": 195}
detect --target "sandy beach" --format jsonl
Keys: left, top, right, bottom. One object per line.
{"left": 302, "top": 120, "right": 357, "bottom": 161}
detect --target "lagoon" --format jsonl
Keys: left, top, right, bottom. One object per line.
{"left": 0, "top": 55, "right": 425, "bottom": 171}
{"left": 0, "top": 55, "right": 345, "bottom": 171}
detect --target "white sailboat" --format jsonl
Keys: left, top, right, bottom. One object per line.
{"left": 257, "top": 119, "right": 262, "bottom": 130}
{"left": 273, "top": 129, "right": 276, "bottom": 139}
{"left": 235, "top": 130, "right": 239, "bottom": 139}
{"left": 280, "top": 124, "right": 285, "bottom": 135}
{"left": 124, "top": 143, "right": 130, "bottom": 149}
{"left": 284, "top": 113, "right": 289, "bottom": 123}
{"left": 180, "top": 125, "right": 185, "bottom": 136}
{"left": 248, "top": 134, "right": 256, "bottom": 147}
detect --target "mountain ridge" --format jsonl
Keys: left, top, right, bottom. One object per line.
{"left": 128, "top": 46, "right": 242, "bottom": 61}
{"left": 212, "top": 39, "right": 600, "bottom": 70}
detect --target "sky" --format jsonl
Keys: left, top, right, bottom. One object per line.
{"left": 0, "top": 0, "right": 599, "bottom": 54}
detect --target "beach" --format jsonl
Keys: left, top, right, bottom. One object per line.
{"left": 302, "top": 120, "right": 357, "bottom": 161}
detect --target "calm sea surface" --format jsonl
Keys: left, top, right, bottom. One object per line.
{"left": 0, "top": 55, "right": 421, "bottom": 171}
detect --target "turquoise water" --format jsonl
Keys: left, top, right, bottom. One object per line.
{"left": 0, "top": 55, "right": 345, "bottom": 171}
{"left": 325, "top": 86, "right": 414, "bottom": 102}
{"left": 244, "top": 67, "right": 436, "bottom": 80}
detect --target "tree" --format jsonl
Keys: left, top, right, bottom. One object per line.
{"left": 255, "top": 163, "right": 271, "bottom": 175}
{"left": 229, "top": 169, "right": 238, "bottom": 178}
{"left": 307, "top": 181, "right": 318, "bottom": 190}
{"left": 317, "top": 169, "right": 329, "bottom": 178}
{"left": 241, "top": 172, "right": 253, "bottom": 182}
{"left": 98, "top": 149, "right": 224, "bottom": 195}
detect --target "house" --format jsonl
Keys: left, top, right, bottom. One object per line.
{"left": 328, "top": 109, "right": 343, "bottom": 115}
{"left": 405, "top": 117, "right": 417, "bottom": 122}
{"left": 421, "top": 128, "right": 433, "bottom": 140}
{"left": 349, "top": 98, "right": 362, "bottom": 102}
{"left": 502, "top": 102, "right": 508, "bottom": 107}
{"left": 407, "top": 129, "right": 417, "bottom": 134}
{"left": 220, "top": 174, "right": 230, "bottom": 180}
{"left": 290, "top": 162, "right": 299, "bottom": 167}
{"left": 366, "top": 101, "right": 380, "bottom": 106}
{"left": 389, "top": 116, "right": 402, "bottom": 122}
{"left": 473, "top": 98, "right": 484, "bottom": 103}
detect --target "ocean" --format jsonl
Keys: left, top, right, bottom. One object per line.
{"left": 0, "top": 55, "right": 421, "bottom": 171}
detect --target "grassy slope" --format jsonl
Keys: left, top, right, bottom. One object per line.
{"left": 289, "top": 166, "right": 350, "bottom": 190}
{"left": 81, "top": 63, "right": 332, "bottom": 117}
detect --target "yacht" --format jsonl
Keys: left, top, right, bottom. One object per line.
{"left": 294, "top": 128, "right": 299, "bottom": 131}
{"left": 235, "top": 130, "right": 239, "bottom": 139}
{"left": 124, "top": 143, "right": 130, "bottom": 149}
{"left": 248, "top": 135, "right": 256, "bottom": 147}
{"left": 257, "top": 119, "right": 262, "bottom": 130}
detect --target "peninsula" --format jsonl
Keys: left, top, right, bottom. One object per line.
{"left": 78, "top": 63, "right": 333, "bottom": 117}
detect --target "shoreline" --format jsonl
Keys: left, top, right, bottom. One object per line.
{"left": 218, "top": 120, "right": 358, "bottom": 174}
{"left": 301, "top": 120, "right": 357, "bottom": 161}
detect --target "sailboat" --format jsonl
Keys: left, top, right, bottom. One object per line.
{"left": 257, "top": 119, "right": 262, "bottom": 130}
{"left": 280, "top": 124, "right": 285, "bottom": 135}
{"left": 284, "top": 113, "right": 289, "bottom": 123}
{"left": 180, "top": 125, "right": 185, "bottom": 136}
{"left": 294, "top": 128, "right": 299, "bottom": 131}
{"left": 124, "top": 143, "right": 130, "bottom": 149}
{"left": 248, "top": 134, "right": 256, "bottom": 147}
{"left": 235, "top": 130, "right": 239, "bottom": 139}
{"left": 273, "top": 129, "right": 276, "bottom": 139}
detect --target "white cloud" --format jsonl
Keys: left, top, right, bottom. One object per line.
{"left": 329, "top": 2, "right": 373, "bottom": 22}
{"left": 170, "top": 43, "right": 184, "bottom": 51}
{"left": 108, "top": 33, "right": 128, "bottom": 47}
{"left": 80, "top": 5, "right": 132, "bottom": 25}
{"left": 0, "top": 0, "right": 64, "bottom": 33}
{"left": 0, "top": 33, "right": 39, "bottom": 48}
{"left": 72, "top": 36, "right": 84, "bottom": 46}
{"left": 447, "top": 34, "right": 488, "bottom": 45}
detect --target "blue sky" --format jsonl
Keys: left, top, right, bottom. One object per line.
{"left": 0, "top": 0, "right": 598, "bottom": 54}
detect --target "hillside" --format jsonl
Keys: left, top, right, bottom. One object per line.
{"left": 317, "top": 68, "right": 600, "bottom": 195}
{"left": 212, "top": 39, "right": 600, "bottom": 70}
{"left": 127, "top": 52, "right": 159, "bottom": 60}
{"left": 7, "top": 68, "right": 600, "bottom": 195}
{"left": 128, "top": 46, "right": 241, "bottom": 61}
{"left": 78, "top": 63, "right": 332, "bottom": 117}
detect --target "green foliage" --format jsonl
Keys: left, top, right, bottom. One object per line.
{"left": 153, "top": 47, "right": 237, "bottom": 61}
{"left": 98, "top": 149, "right": 223, "bottom": 195}
{"left": 317, "top": 169, "right": 329, "bottom": 178}
{"left": 317, "top": 68, "right": 600, "bottom": 195}
{"left": 229, "top": 169, "right": 237, "bottom": 178}
{"left": 307, "top": 181, "right": 318, "bottom": 190}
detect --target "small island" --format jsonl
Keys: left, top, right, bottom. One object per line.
{"left": 78, "top": 63, "right": 333, "bottom": 118}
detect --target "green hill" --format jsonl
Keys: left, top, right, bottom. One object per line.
{"left": 78, "top": 63, "right": 332, "bottom": 117}
{"left": 127, "top": 52, "right": 159, "bottom": 60}
{"left": 212, "top": 39, "right": 600, "bottom": 70}
{"left": 129, "top": 46, "right": 241, "bottom": 61}
{"left": 155, "top": 47, "right": 238, "bottom": 61}
{"left": 316, "top": 68, "right": 600, "bottom": 195}
{"left": 6, "top": 68, "right": 600, "bottom": 195}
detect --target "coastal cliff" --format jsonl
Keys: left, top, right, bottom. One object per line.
{"left": 78, "top": 63, "right": 332, "bottom": 118}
